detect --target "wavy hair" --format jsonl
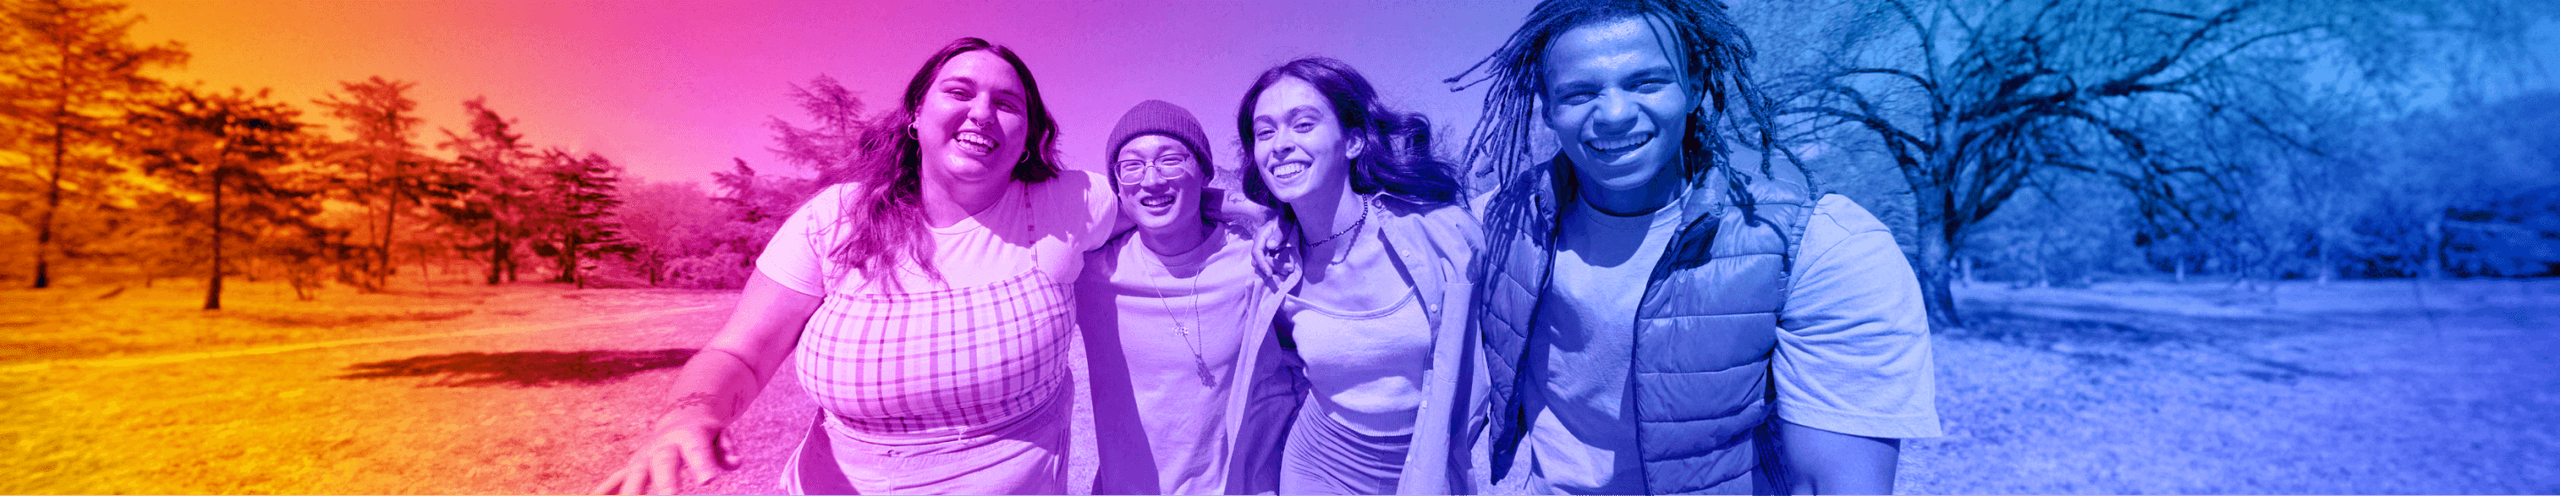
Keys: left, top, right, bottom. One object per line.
{"left": 1234, "top": 57, "right": 1465, "bottom": 227}
{"left": 818, "top": 37, "right": 1062, "bottom": 287}
{"left": 1447, "top": 0, "right": 1802, "bottom": 205}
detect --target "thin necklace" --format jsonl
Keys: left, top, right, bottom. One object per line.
{"left": 1142, "top": 230, "right": 1218, "bottom": 385}
{"left": 1304, "top": 193, "right": 1372, "bottom": 247}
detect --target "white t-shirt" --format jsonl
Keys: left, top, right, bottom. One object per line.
{"left": 1523, "top": 192, "right": 1942, "bottom": 494}
{"left": 1076, "top": 221, "right": 1272, "bottom": 495}
{"left": 756, "top": 171, "right": 1118, "bottom": 296}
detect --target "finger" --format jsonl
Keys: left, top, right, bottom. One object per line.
{"left": 679, "top": 435, "right": 725, "bottom": 486}
{"left": 717, "top": 433, "right": 744, "bottom": 469}
{"left": 647, "top": 448, "right": 682, "bottom": 495}
{"left": 589, "top": 468, "right": 628, "bottom": 495}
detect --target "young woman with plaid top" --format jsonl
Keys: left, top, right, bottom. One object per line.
{"left": 594, "top": 37, "right": 1118, "bottom": 495}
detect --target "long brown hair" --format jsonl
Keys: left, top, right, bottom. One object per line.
{"left": 819, "top": 37, "right": 1062, "bottom": 287}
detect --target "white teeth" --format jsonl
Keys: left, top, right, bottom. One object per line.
{"left": 1589, "top": 134, "right": 1649, "bottom": 153}
{"left": 1269, "top": 162, "right": 1308, "bottom": 178}
{"left": 956, "top": 131, "right": 998, "bottom": 152}
{"left": 1140, "top": 196, "right": 1176, "bottom": 207}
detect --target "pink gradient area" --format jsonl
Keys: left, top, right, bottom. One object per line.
{"left": 124, "top": 0, "right": 1538, "bottom": 184}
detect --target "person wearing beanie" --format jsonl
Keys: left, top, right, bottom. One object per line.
{"left": 1076, "top": 100, "right": 1299, "bottom": 494}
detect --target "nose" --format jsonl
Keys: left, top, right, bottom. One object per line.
{"left": 1590, "top": 90, "right": 1639, "bottom": 135}
{"left": 1263, "top": 135, "right": 1299, "bottom": 169}
{"left": 1136, "top": 166, "right": 1175, "bottom": 187}
{"left": 966, "top": 98, "right": 997, "bottom": 127}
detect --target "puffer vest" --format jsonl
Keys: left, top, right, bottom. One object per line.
{"left": 1474, "top": 155, "right": 1812, "bottom": 495}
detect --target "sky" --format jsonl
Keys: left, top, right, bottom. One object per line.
{"left": 122, "top": 0, "right": 1543, "bottom": 186}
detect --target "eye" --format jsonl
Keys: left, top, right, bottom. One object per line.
{"left": 1290, "top": 118, "right": 1315, "bottom": 133}
{"left": 1253, "top": 125, "right": 1275, "bottom": 141}
{"left": 1633, "top": 78, "right": 1674, "bottom": 93}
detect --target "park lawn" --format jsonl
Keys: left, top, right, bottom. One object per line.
{"left": 0, "top": 278, "right": 748, "bottom": 494}
{"left": 4, "top": 276, "right": 2554, "bottom": 493}
{"left": 1904, "top": 278, "right": 2560, "bottom": 494}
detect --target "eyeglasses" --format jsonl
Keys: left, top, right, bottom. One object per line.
{"left": 1114, "top": 155, "right": 1197, "bottom": 185}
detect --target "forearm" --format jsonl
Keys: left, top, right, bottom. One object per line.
{"left": 652, "top": 348, "right": 768, "bottom": 432}
{"left": 1779, "top": 420, "right": 1901, "bottom": 495}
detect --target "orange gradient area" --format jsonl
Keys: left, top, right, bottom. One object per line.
{"left": 121, "top": 0, "right": 1536, "bottom": 183}
{"left": 17, "top": 1, "right": 1536, "bottom": 493}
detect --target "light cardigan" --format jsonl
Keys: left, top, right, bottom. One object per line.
{"left": 1225, "top": 194, "right": 1492, "bottom": 495}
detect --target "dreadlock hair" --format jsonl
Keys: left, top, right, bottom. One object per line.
{"left": 817, "top": 37, "right": 1063, "bottom": 288}
{"left": 1447, "top": 0, "right": 1803, "bottom": 206}
{"left": 1235, "top": 57, "right": 1466, "bottom": 223}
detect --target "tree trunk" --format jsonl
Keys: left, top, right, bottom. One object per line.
{"left": 568, "top": 236, "right": 583, "bottom": 289}
{"left": 486, "top": 235, "right": 505, "bottom": 285}
{"left": 1911, "top": 184, "right": 1962, "bottom": 331}
{"left": 36, "top": 89, "right": 69, "bottom": 289}
{"left": 206, "top": 166, "right": 225, "bottom": 311}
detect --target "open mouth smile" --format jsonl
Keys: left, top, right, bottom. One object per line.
{"left": 955, "top": 131, "right": 1000, "bottom": 155}
{"left": 1268, "top": 160, "right": 1309, "bottom": 181}
{"left": 1587, "top": 133, "right": 1650, "bottom": 155}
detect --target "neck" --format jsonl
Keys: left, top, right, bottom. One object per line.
{"left": 1139, "top": 218, "right": 1214, "bottom": 258}
{"left": 921, "top": 170, "right": 1013, "bottom": 228}
{"left": 1293, "top": 181, "right": 1366, "bottom": 244}
{"left": 1580, "top": 163, "right": 1687, "bottom": 217}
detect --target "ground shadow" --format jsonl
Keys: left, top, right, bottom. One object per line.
{"left": 340, "top": 349, "right": 696, "bottom": 387}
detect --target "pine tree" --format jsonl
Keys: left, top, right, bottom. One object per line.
{"left": 2, "top": 0, "right": 186, "bottom": 288}
{"left": 537, "top": 149, "right": 625, "bottom": 288}
{"left": 132, "top": 86, "right": 317, "bottom": 309}
{"left": 314, "top": 76, "right": 424, "bottom": 291}
{"left": 436, "top": 97, "right": 533, "bottom": 285}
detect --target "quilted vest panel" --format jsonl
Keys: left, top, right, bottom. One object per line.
{"left": 1478, "top": 157, "right": 1812, "bottom": 495}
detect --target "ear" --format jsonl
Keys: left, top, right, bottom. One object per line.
{"left": 1344, "top": 134, "right": 1367, "bottom": 162}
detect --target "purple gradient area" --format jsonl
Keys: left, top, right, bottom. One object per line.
{"left": 125, "top": 0, "right": 1539, "bottom": 184}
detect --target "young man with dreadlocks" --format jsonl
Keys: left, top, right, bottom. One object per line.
{"left": 1451, "top": 1, "right": 1940, "bottom": 494}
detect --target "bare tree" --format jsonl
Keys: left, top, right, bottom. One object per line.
{"left": 1773, "top": 0, "right": 2541, "bottom": 327}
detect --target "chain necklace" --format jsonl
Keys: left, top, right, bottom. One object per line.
{"left": 1141, "top": 230, "right": 1218, "bottom": 385}
{"left": 1304, "top": 193, "right": 1372, "bottom": 248}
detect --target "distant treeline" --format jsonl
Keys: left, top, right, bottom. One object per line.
{"left": 0, "top": 0, "right": 835, "bottom": 308}
{"left": 7, "top": 0, "right": 2553, "bottom": 317}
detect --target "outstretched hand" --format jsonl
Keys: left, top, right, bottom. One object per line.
{"left": 591, "top": 420, "right": 740, "bottom": 495}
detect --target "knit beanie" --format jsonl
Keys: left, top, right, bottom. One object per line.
{"left": 1104, "top": 100, "right": 1215, "bottom": 185}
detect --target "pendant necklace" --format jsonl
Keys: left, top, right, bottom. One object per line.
{"left": 1143, "top": 232, "right": 1218, "bottom": 385}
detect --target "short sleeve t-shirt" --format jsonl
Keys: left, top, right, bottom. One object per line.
{"left": 1075, "top": 221, "right": 1274, "bottom": 495}
{"left": 756, "top": 170, "right": 1119, "bottom": 296}
{"left": 1521, "top": 192, "right": 1941, "bottom": 494}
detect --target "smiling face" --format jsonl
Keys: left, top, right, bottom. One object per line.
{"left": 1541, "top": 16, "right": 1700, "bottom": 197}
{"left": 1114, "top": 134, "right": 1207, "bottom": 231}
{"left": 1249, "top": 76, "right": 1363, "bottom": 207}
{"left": 912, "top": 50, "right": 1032, "bottom": 186}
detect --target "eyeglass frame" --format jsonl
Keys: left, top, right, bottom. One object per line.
{"left": 1113, "top": 154, "right": 1201, "bottom": 185}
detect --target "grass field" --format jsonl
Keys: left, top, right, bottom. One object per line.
{"left": 3, "top": 276, "right": 2555, "bottom": 494}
